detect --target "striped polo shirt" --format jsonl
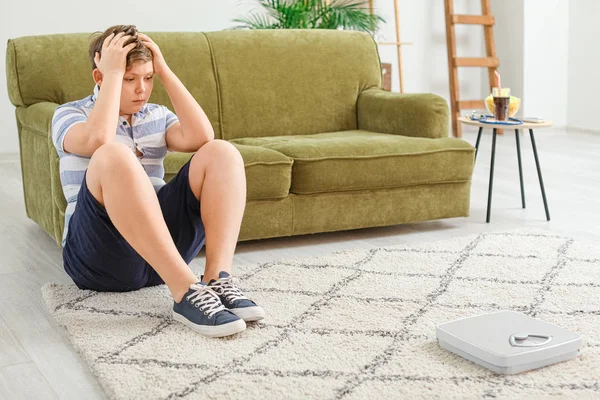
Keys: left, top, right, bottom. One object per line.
{"left": 51, "top": 85, "right": 179, "bottom": 247}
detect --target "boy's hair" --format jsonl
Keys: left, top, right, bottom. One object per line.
{"left": 88, "top": 25, "right": 153, "bottom": 71}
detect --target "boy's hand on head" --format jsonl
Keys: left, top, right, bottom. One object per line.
{"left": 94, "top": 32, "right": 137, "bottom": 76}
{"left": 138, "top": 33, "right": 169, "bottom": 77}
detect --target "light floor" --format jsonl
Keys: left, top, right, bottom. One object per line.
{"left": 1, "top": 127, "right": 599, "bottom": 399}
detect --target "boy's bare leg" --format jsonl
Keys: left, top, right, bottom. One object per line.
{"left": 187, "top": 140, "right": 246, "bottom": 283}
{"left": 86, "top": 142, "right": 197, "bottom": 302}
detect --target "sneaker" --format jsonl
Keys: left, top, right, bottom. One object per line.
{"left": 172, "top": 282, "right": 246, "bottom": 338}
{"left": 206, "top": 271, "right": 265, "bottom": 322}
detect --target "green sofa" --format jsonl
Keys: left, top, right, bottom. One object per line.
{"left": 6, "top": 29, "right": 475, "bottom": 247}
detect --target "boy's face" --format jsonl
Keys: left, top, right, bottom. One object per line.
{"left": 118, "top": 60, "right": 154, "bottom": 115}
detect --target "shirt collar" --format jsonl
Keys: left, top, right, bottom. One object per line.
{"left": 92, "top": 84, "right": 100, "bottom": 102}
{"left": 91, "top": 84, "right": 149, "bottom": 121}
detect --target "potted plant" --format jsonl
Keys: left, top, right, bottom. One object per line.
{"left": 232, "top": 0, "right": 385, "bottom": 33}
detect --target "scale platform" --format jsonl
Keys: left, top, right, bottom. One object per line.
{"left": 436, "top": 310, "right": 582, "bottom": 374}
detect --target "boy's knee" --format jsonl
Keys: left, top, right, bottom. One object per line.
{"left": 90, "top": 142, "right": 137, "bottom": 170}
{"left": 202, "top": 140, "right": 244, "bottom": 166}
{"left": 94, "top": 141, "right": 132, "bottom": 158}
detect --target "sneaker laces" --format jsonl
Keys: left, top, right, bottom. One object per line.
{"left": 186, "top": 284, "right": 225, "bottom": 318}
{"left": 210, "top": 275, "right": 248, "bottom": 303}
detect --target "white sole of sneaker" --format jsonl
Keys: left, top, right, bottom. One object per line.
{"left": 230, "top": 306, "right": 265, "bottom": 322}
{"left": 172, "top": 312, "right": 246, "bottom": 338}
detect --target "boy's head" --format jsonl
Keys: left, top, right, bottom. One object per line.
{"left": 89, "top": 25, "right": 154, "bottom": 115}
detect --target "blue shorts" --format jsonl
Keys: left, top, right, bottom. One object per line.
{"left": 63, "top": 158, "right": 205, "bottom": 292}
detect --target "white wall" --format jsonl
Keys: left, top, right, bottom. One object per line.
{"left": 489, "top": 0, "right": 569, "bottom": 127}
{"left": 523, "top": 0, "right": 569, "bottom": 127}
{"left": 568, "top": 0, "right": 599, "bottom": 131}
{"left": 491, "top": 0, "right": 524, "bottom": 103}
{"left": 377, "top": 0, "right": 485, "bottom": 102}
{"left": 1, "top": 0, "right": 487, "bottom": 154}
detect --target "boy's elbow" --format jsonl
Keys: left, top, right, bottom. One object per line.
{"left": 197, "top": 136, "right": 214, "bottom": 150}
{"left": 88, "top": 132, "right": 113, "bottom": 152}
{"left": 197, "top": 129, "right": 215, "bottom": 148}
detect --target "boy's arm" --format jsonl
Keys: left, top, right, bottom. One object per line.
{"left": 63, "top": 33, "right": 136, "bottom": 157}
{"left": 139, "top": 33, "right": 214, "bottom": 153}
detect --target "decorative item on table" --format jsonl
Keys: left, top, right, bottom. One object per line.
{"left": 485, "top": 70, "right": 521, "bottom": 119}
{"left": 381, "top": 63, "right": 392, "bottom": 91}
{"left": 467, "top": 110, "right": 523, "bottom": 125}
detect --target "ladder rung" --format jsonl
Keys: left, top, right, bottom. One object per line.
{"left": 455, "top": 57, "right": 499, "bottom": 67}
{"left": 452, "top": 15, "right": 494, "bottom": 25}
{"left": 458, "top": 100, "right": 486, "bottom": 109}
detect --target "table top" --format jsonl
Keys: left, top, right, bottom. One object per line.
{"left": 458, "top": 116, "right": 553, "bottom": 129}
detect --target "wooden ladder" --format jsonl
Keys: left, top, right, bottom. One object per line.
{"left": 444, "top": 0, "right": 498, "bottom": 137}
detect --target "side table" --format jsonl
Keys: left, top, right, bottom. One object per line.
{"left": 458, "top": 117, "right": 553, "bottom": 223}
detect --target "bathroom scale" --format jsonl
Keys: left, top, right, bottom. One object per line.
{"left": 436, "top": 310, "right": 582, "bottom": 374}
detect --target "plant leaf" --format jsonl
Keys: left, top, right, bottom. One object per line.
{"left": 232, "top": 0, "right": 385, "bottom": 32}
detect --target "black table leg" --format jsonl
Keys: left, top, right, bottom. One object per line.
{"left": 529, "top": 129, "right": 551, "bottom": 221}
{"left": 475, "top": 127, "right": 483, "bottom": 161}
{"left": 486, "top": 128, "right": 497, "bottom": 223}
{"left": 515, "top": 129, "right": 526, "bottom": 208}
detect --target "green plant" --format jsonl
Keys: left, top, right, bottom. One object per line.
{"left": 232, "top": 0, "right": 385, "bottom": 33}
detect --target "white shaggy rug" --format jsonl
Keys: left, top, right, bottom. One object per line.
{"left": 42, "top": 229, "right": 600, "bottom": 399}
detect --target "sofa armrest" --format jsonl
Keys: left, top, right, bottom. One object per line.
{"left": 357, "top": 88, "right": 449, "bottom": 139}
{"left": 14, "top": 102, "right": 63, "bottom": 245}
{"left": 15, "top": 101, "right": 60, "bottom": 137}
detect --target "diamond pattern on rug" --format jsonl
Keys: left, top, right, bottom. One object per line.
{"left": 94, "top": 362, "right": 219, "bottom": 400}
{"left": 246, "top": 330, "right": 394, "bottom": 373}
{"left": 300, "top": 297, "right": 422, "bottom": 332}
{"left": 437, "top": 278, "right": 543, "bottom": 308}
{"left": 349, "top": 247, "right": 457, "bottom": 275}
{"left": 566, "top": 240, "right": 600, "bottom": 260}
{"left": 192, "top": 372, "right": 347, "bottom": 400}
{"left": 242, "top": 263, "right": 356, "bottom": 293}
{"left": 377, "top": 337, "right": 497, "bottom": 378}
{"left": 336, "top": 272, "right": 441, "bottom": 300}
{"left": 497, "top": 346, "right": 600, "bottom": 386}
{"left": 535, "top": 311, "right": 600, "bottom": 347}
{"left": 343, "top": 377, "right": 497, "bottom": 400}
{"left": 242, "top": 290, "right": 318, "bottom": 326}
{"left": 42, "top": 229, "right": 600, "bottom": 399}
{"left": 473, "top": 233, "right": 566, "bottom": 258}
{"left": 117, "top": 324, "right": 283, "bottom": 367}
{"left": 74, "top": 286, "right": 172, "bottom": 317}
{"left": 411, "top": 303, "right": 505, "bottom": 340}
{"left": 456, "top": 253, "right": 551, "bottom": 282}
{"left": 555, "top": 259, "right": 600, "bottom": 285}
{"left": 543, "top": 284, "right": 600, "bottom": 313}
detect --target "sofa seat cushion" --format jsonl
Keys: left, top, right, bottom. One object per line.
{"left": 229, "top": 130, "right": 474, "bottom": 194}
{"left": 164, "top": 143, "right": 293, "bottom": 201}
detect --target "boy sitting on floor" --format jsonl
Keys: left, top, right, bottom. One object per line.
{"left": 52, "top": 25, "right": 263, "bottom": 338}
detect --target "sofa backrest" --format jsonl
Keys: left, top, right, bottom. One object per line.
{"left": 203, "top": 29, "right": 381, "bottom": 139}
{"left": 6, "top": 29, "right": 381, "bottom": 140}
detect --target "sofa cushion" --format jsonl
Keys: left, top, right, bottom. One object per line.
{"left": 163, "top": 143, "right": 293, "bottom": 201}
{"left": 230, "top": 131, "right": 474, "bottom": 194}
